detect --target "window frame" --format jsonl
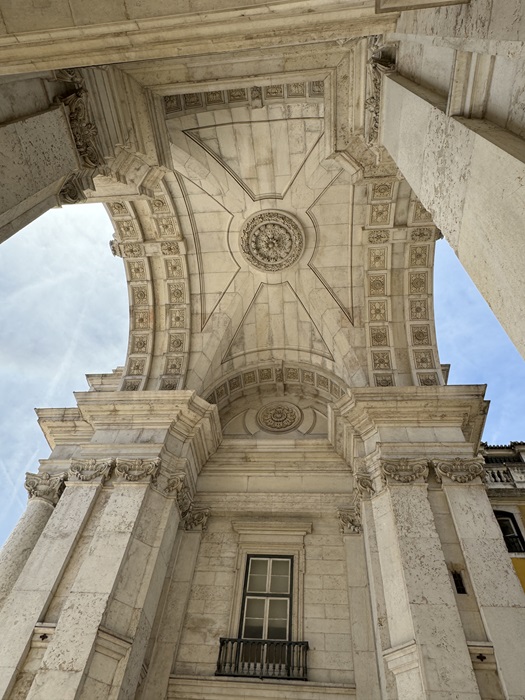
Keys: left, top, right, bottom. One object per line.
{"left": 495, "top": 509, "right": 525, "bottom": 554}
{"left": 239, "top": 555, "right": 294, "bottom": 641}
{"left": 229, "top": 520, "right": 312, "bottom": 643}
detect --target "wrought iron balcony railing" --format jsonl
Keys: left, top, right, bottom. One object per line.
{"left": 216, "top": 638, "right": 309, "bottom": 681}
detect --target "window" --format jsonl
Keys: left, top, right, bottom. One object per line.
{"left": 240, "top": 556, "right": 292, "bottom": 641}
{"left": 216, "top": 522, "right": 312, "bottom": 681}
{"left": 495, "top": 510, "right": 525, "bottom": 553}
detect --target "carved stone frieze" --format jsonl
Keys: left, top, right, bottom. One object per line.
{"left": 184, "top": 507, "right": 211, "bottom": 531}
{"left": 115, "top": 458, "right": 160, "bottom": 483}
{"left": 337, "top": 507, "right": 362, "bottom": 534}
{"left": 355, "top": 471, "right": 375, "bottom": 498}
{"left": 164, "top": 473, "right": 193, "bottom": 517}
{"left": 25, "top": 472, "right": 65, "bottom": 506}
{"left": 68, "top": 459, "right": 114, "bottom": 484}
{"left": 163, "top": 472, "right": 210, "bottom": 528}
{"left": 433, "top": 458, "right": 485, "bottom": 484}
{"left": 240, "top": 211, "right": 304, "bottom": 272}
{"left": 381, "top": 458, "right": 429, "bottom": 484}
{"left": 365, "top": 36, "right": 396, "bottom": 146}
{"left": 61, "top": 88, "right": 103, "bottom": 169}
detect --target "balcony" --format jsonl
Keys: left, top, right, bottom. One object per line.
{"left": 216, "top": 638, "right": 309, "bottom": 681}
{"left": 484, "top": 465, "right": 525, "bottom": 489}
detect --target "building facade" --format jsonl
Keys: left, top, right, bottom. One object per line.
{"left": 1, "top": 0, "right": 525, "bottom": 698}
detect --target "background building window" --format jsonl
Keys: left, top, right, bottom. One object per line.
{"left": 495, "top": 510, "right": 525, "bottom": 553}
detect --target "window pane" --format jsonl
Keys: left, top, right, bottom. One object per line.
{"left": 268, "top": 598, "right": 288, "bottom": 619}
{"left": 245, "top": 598, "right": 265, "bottom": 617}
{"left": 250, "top": 559, "right": 268, "bottom": 575}
{"left": 270, "top": 559, "right": 290, "bottom": 593}
{"left": 271, "top": 560, "right": 290, "bottom": 576}
{"left": 244, "top": 598, "right": 265, "bottom": 638}
{"left": 248, "top": 559, "right": 268, "bottom": 592}
{"left": 498, "top": 518, "right": 516, "bottom": 537}
{"left": 268, "top": 598, "right": 289, "bottom": 639}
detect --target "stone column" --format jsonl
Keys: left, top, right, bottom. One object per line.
{"left": 436, "top": 458, "right": 525, "bottom": 699}
{"left": 370, "top": 458, "right": 480, "bottom": 700}
{"left": 0, "top": 106, "right": 83, "bottom": 243}
{"left": 25, "top": 458, "right": 160, "bottom": 700}
{"left": 381, "top": 73, "right": 525, "bottom": 358}
{"left": 338, "top": 501, "right": 382, "bottom": 700}
{"left": 0, "top": 471, "right": 64, "bottom": 611}
{"left": 136, "top": 529, "right": 202, "bottom": 700}
{"left": 0, "top": 464, "right": 106, "bottom": 699}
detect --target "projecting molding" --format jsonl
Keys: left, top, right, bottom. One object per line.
{"left": 375, "top": 0, "right": 468, "bottom": 11}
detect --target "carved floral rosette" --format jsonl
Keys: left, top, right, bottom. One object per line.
{"left": 381, "top": 458, "right": 428, "bottom": 484}
{"left": 433, "top": 458, "right": 485, "bottom": 484}
{"left": 240, "top": 211, "right": 305, "bottom": 272}
{"left": 256, "top": 402, "right": 302, "bottom": 433}
{"left": 68, "top": 458, "right": 114, "bottom": 484}
{"left": 24, "top": 472, "right": 65, "bottom": 506}
{"left": 115, "top": 458, "right": 160, "bottom": 483}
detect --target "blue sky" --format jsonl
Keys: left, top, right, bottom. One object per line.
{"left": 0, "top": 205, "right": 524, "bottom": 546}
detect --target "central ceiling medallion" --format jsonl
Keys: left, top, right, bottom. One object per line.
{"left": 240, "top": 211, "right": 305, "bottom": 272}
{"left": 256, "top": 402, "right": 303, "bottom": 433}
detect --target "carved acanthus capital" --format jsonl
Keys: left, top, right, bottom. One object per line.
{"left": 25, "top": 472, "right": 65, "bottom": 506}
{"left": 115, "top": 458, "right": 160, "bottom": 483}
{"left": 381, "top": 458, "right": 429, "bottom": 485}
{"left": 68, "top": 459, "right": 114, "bottom": 484}
{"left": 337, "top": 507, "right": 362, "bottom": 535}
{"left": 184, "top": 507, "right": 211, "bottom": 531}
{"left": 355, "top": 471, "right": 375, "bottom": 498}
{"left": 164, "top": 472, "right": 193, "bottom": 517}
{"left": 433, "top": 458, "right": 485, "bottom": 484}
{"left": 60, "top": 87, "right": 103, "bottom": 169}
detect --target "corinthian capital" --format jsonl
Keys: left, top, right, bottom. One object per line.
{"left": 433, "top": 458, "right": 485, "bottom": 484}
{"left": 115, "top": 458, "right": 160, "bottom": 483}
{"left": 68, "top": 459, "right": 114, "bottom": 484}
{"left": 381, "top": 458, "right": 429, "bottom": 485}
{"left": 24, "top": 472, "right": 65, "bottom": 506}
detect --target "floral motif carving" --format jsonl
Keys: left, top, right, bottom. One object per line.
{"left": 257, "top": 402, "right": 302, "bottom": 432}
{"left": 115, "top": 458, "right": 160, "bottom": 482}
{"left": 61, "top": 88, "right": 102, "bottom": 168}
{"left": 365, "top": 37, "right": 396, "bottom": 145}
{"left": 381, "top": 458, "right": 429, "bottom": 484}
{"left": 368, "top": 230, "right": 389, "bottom": 244}
{"left": 371, "top": 327, "right": 388, "bottom": 346}
{"left": 165, "top": 473, "right": 193, "bottom": 517}
{"left": 410, "top": 299, "right": 428, "bottom": 320}
{"left": 68, "top": 459, "right": 114, "bottom": 484}
{"left": 25, "top": 472, "right": 65, "bottom": 505}
{"left": 411, "top": 228, "right": 433, "bottom": 242}
{"left": 337, "top": 507, "right": 362, "bottom": 534}
{"left": 433, "top": 458, "right": 485, "bottom": 483}
{"left": 184, "top": 507, "right": 211, "bottom": 531}
{"left": 355, "top": 471, "right": 375, "bottom": 498}
{"left": 240, "top": 211, "right": 304, "bottom": 272}
{"left": 369, "top": 301, "right": 387, "bottom": 321}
